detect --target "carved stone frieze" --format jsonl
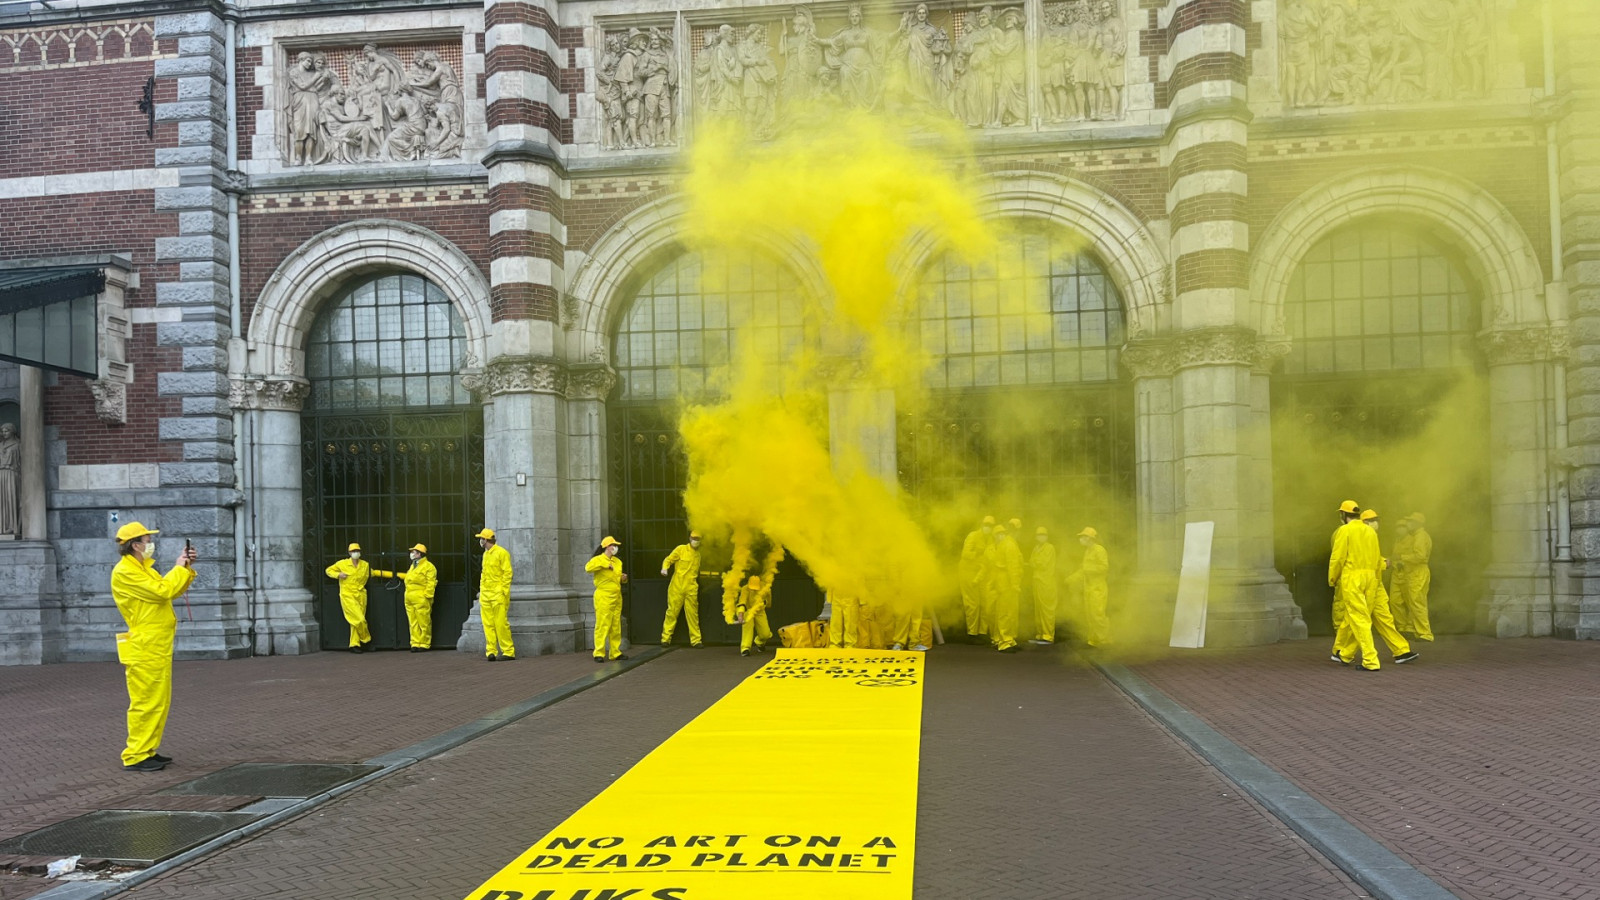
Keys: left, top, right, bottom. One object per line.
{"left": 1477, "top": 325, "right": 1570, "bottom": 366}
{"left": 87, "top": 380, "right": 128, "bottom": 425}
{"left": 567, "top": 364, "right": 619, "bottom": 401}
{"left": 1279, "top": 0, "right": 1491, "bottom": 109}
{"left": 600, "top": 0, "right": 1127, "bottom": 150}
{"left": 1119, "top": 340, "right": 1175, "bottom": 379}
{"left": 229, "top": 378, "right": 311, "bottom": 412}
{"left": 1121, "top": 330, "right": 1288, "bottom": 379}
{"left": 464, "top": 357, "right": 569, "bottom": 398}
{"left": 283, "top": 40, "right": 465, "bottom": 167}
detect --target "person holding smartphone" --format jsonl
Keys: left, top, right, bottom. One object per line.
{"left": 110, "top": 522, "right": 197, "bottom": 772}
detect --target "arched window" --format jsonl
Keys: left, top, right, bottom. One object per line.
{"left": 305, "top": 273, "right": 470, "bottom": 409}
{"left": 915, "top": 223, "right": 1126, "bottom": 389}
{"left": 1281, "top": 222, "right": 1480, "bottom": 376}
{"left": 613, "top": 248, "right": 807, "bottom": 403}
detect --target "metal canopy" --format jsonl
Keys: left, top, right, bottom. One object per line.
{"left": 0, "top": 264, "right": 103, "bottom": 378}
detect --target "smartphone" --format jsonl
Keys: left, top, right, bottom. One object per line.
{"left": 185, "top": 538, "right": 193, "bottom": 560}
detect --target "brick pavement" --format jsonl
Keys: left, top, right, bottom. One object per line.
{"left": 102, "top": 646, "right": 1365, "bottom": 900}
{"left": 0, "top": 650, "right": 599, "bottom": 900}
{"left": 1134, "top": 636, "right": 1600, "bottom": 900}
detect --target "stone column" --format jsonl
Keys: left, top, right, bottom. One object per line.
{"left": 0, "top": 366, "right": 63, "bottom": 665}
{"left": 229, "top": 378, "right": 318, "bottom": 655}
{"left": 19, "top": 366, "right": 46, "bottom": 541}
{"left": 566, "top": 364, "right": 616, "bottom": 644}
{"left": 1556, "top": 5, "right": 1600, "bottom": 640}
{"left": 460, "top": 358, "right": 585, "bottom": 655}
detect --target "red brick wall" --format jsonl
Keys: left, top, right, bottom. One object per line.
{"left": 0, "top": 59, "right": 176, "bottom": 178}
{"left": 47, "top": 334, "right": 184, "bottom": 466}
{"left": 236, "top": 45, "right": 263, "bottom": 162}
{"left": 238, "top": 195, "right": 491, "bottom": 332}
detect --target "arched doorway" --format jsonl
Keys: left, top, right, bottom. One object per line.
{"left": 608, "top": 245, "right": 820, "bottom": 645}
{"left": 898, "top": 220, "right": 1136, "bottom": 635}
{"left": 1271, "top": 220, "right": 1490, "bottom": 635}
{"left": 300, "top": 272, "right": 484, "bottom": 650}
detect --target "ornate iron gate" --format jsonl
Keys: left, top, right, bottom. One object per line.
{"left": 1271, "top": 373, "right": 1488, "bottom": 635}
{"left": 608, "top": 404, "right": 824, "bottom": 645}
{"left": 302, "top": 409, "right": 485, "bottom": 650}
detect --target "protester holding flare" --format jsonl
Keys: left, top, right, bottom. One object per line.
{"left": 732, "top": 574, "right": 773, "bottom": 656}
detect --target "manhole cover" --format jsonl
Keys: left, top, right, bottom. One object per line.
{"left": 0, "top": 810, "right": 261, "bottom": 866}
{"left": 160, "top": 763, "right": 379, "bottom": 799}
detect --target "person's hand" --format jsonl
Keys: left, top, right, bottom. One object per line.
{"left": 338, "top": 572, "right": 348, "bottom": 580}
{"left": 660, "top": 569, "right": 670, "bottom": 576}
{"left": 620, "top": 573, "right": 629, "bottom": 584}
{"left": 180, "top": 547, "right": 198, "bottom": 568}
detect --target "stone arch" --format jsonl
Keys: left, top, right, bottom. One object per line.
{"left": 567, "top": 194, "right": 831, "bottom": 365}
{"left": 1252, "top": 166, "right": 1548, "bottom": 337}
{"left": 893, "top": 168, "right": 1171, "bottom": 339}
{"left": 244, "top": 219, "right": 492, "bottom": 379}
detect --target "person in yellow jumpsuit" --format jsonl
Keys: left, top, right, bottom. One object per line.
{"left": 476, "top": 528, "right": 515, "bottom": 661}
{"left": 1030, "top": 526, "right": 1059, "bottom": 645}
{"left": 729, "top": 574, "right": 773, "bottom": 656}
{"left": 402, "top": 543, "right": 437, "bottom": 652}
{"left": 659, "top": 530, "right": 703, "bottom": 647}
{"left": 111, "top": 522, "right": 196, "bottom": 771}
{"left": 959, "top": 516, "right": 995, "bottom": 642}
{"left": 827, "top": 590, "right": 860, "bottom": 649}
{"left": 1328, "top": 500, "right": 1363, "bottom": 651}
{"left": 989, "top": 523, "right": 1024, "bottom": 652}
{"left": 1330, "top": 509, "right": 1418, "bottom": 670}
{"left": 1067, "top": 527, "right": 1111, "bottom": 647}
{"left": 1394, "top": 513, "right": 1435, "bottom": 641}
{"left": 1338, "top": 510, "right": 1417, "bottom": 666}
{"left": 585, "top": 536, "right": 628, "bottom": 662}
{"left": 325, "top": 543, "right": 394, "bottom": 653}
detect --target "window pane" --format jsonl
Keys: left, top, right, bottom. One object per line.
{"left": 305, "top": 273, "right": 468, "bottom": 409}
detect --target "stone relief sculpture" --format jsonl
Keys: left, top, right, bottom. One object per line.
{"left": 599, "top": 0, "right": 1130, "bottom": 149}
{"left": 0, "top": 423, "right": 17, "bottom": 538}
{"left": 1279, "top": 0, "right": 1491, "bottom": 108}
{"left": 283, "top": 42, "right": 466, "bottom": 165}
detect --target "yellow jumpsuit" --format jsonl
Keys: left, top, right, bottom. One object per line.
{"left": 402, "top": 557, "right": 437, "bottom": 649}
{"left": 1395, "top": 528, "right": 1435, "bottom": 641}
{"left": 325, "top": 558, "right": 394, "bottom": 648}
{"left": 1068, "top": 543, "right": 1111, "bottom": 646}
{"left": 959, "top": 529, "right": 989, "bottom": 637}
{"left": 659, "top": 543, "right": 702, "bottom": 646}
{"left": 586, "top": 553, "right": 625, "bottom": 660}
{"left": 112, "top": 555, "right": 195, "bottom": 767}
{"left": 1353, "top": 558, "right": 1413, "bottom": 661}
{"left": 1329, "top": 521, "right": 1385, "bottom": 669}
{"left": 729, "top": 583, "right": 773, "bottom": 652}
{"left": 1328, "top": 526, "right": 1347, "bottom": 645}
{"left": 828, "top": 591, "right": 860, "bottom": 648}
{"left": 990, "top": 536, "right": 1024, "bottom": 651}
{"left": 479, "top": 544, "right": 514, "bottom": 659}
{"left": 1031, "top": 540, "right": 1059, "bottom": 642}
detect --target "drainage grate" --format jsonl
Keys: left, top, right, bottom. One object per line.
{"left": 0, "top": 810, "right": 262, "bottom": 866}
{"left": 159, "top": 762, "right": 380, "bottom": 799}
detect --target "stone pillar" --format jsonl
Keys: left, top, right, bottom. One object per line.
{"left": 1556, "top": 5, "right": 1600, "bottom": 640}
{"left": 567, "top": 364, "right": 617, "bottom": 644}
{"left": 460, "top": 359, "right": 585, "bottom": 655}
{"left": 0, "top": 366, "right": 63, "bottom": 665}
{"left": 19, "top": 366, "right": 46, "bottom": 541}
{"left": 229, "top": 378, "right": 318, "bottom": 655}
{"left": 151, "top": 10, "right": 243, "bottom": 657}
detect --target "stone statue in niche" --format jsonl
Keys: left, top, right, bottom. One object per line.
{"left": 1039, "top": 0, "right": 1125, "bottom": 122}
{"left": 823, "top": 3, "right": 887, "bottom": 109}
{"left": 0, "top": 423, "right": 17, "bottom": 538}
{"left": 888, "top": 2, "right": 953, "bottom": 114}
{"left": 282, "top": 41, "right": 466, "bottom": 165}
{"left": 1279, "top": 0, "right": 1492, "bottom": 108}
{"left": 779, "top": 6, "right": 825, "bottom": 112}
{"left": 739, "top": 23, "right": 780, "bottom": 139}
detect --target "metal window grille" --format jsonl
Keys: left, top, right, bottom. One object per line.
{"left": 1281, "top": 222, "right": 1480, "bottom": 376}
{"left": 304, "top": 274, "right": 470, "bottom": 409}
{"left": 613, "top": 248, "right": 807, "bottom": 403}
{"left": 916, "top": 225, "right": 1125, "bottom": 388}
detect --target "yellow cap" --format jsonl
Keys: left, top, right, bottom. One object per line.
{"left": 992, "top": 523, "right": 1008, "bottom": 535}
{"left": 475, "top": 528, "right": 495, "bottom": 540}
{"left": 747, "top": 575, "right": 761, "bottom": 588}
{"left": 1077, "top": 527, "right": 1098, "bottom": 539}
{"left": 1360, "top": 509, "right": 1379, "bottom": 521}
{"left": 981, "top": 515, "right": 995, "bottom": 526}
{"left": 1008, "top": 518, "right": 1021, "bottom": 530}
{"left": 410, "top": 544, "right": 427, "bottom": 553}
{"left": 1036, "top": 526, "right": 1049, "bottom": 536}
{"left": 601, "top": 535, "right": 620, "bottom": 549}
{"left": 1338, "top": 500, "right": 1360, "bottom": 514}
{"left": 1406, "top": 512, "right": 1426, "bottom": 526}
{"left": 347, "top": 542, "right": 361, "bottom": 552}
{"left": 115, "top": 522, "right": 158, "bottom": 543}
{"left": 689, "top": 530, "right": 702, "bottom": 540}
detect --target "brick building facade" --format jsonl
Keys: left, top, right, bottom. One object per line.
{"left": 2, "top": 0, "right": 1596, "bottom": 664}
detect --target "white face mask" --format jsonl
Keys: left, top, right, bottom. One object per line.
{"left": 143, "top": 539, "right": 157, "bottom": 558}
{"left": 1037, "top": 535, "right": 1047, "bottom": 543}
{"left": 690, "top": 540, "right": 701, "bottom": 548}
{"left": 410, "top": 552, "right": 420, "bottom": 561}
{"left": 350, "top": 552, "right": 360, "bottom": 561}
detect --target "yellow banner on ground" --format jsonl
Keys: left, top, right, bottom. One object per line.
{"left": 464, "top": 649, "right": 925, "bottom": 900}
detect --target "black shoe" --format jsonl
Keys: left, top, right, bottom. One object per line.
{"left": 362, "top": 641, "right": 374, "bottom": 650}
{"left": 594, "top": 656, "right": 606, "bottom": 663}
{"left": 1356, "top": 665, "right": 1377, "bottom": 672}
{"left": 1394, "top": 651, "right": 1419, "bottom": 664}
{"left": 998, "top": 645, "right": 1019, "bottom": 654}
{"left": 615, "top": 654, "right": 630, "bottom": 661}
{"left": 1330, "top": 653, "right": 1349, "bottom": 666}
{"left": 740, "top": 649, "right": 751, "bottom": 657}
{"left": 349, "top": 646, "right": 363, "bottom": 654}
{"left": 124, "top": 756, "right": 166, "bottom": 772}
{"left": 690, "top": 643, "right": 703, "bottom": 648}
{"left": 485, "top": 655, "right": 497, "bottom": 662}
{"left": 498, "top": 654, "right": 515, "bottom": 661}
{"left": 151, "top": 753, "right": 172, "bottom": 764}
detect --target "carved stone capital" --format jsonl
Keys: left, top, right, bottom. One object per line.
{"left": 87, "top": 380, "right": 127, "bottom": 425}
{"left": 467, "top": 357, "right": 568, "bottom": 398}
{"left": 1119, "top": 340, "right": 1175, "bottom": 379}
{"left": 567, "top": 364, "right": 618, "bottom": 401}
{"left": 1477, "top": 326, "right": 1568, "bottom": 366}
{"left": 1253, "top": 339, "right": 1293, "bottom": 375}
{"left": 1173, "top": 328, "right": 1259, "bottom": 369}
{"left": 229, "top": 377, "right": 311, "bottom": 412}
